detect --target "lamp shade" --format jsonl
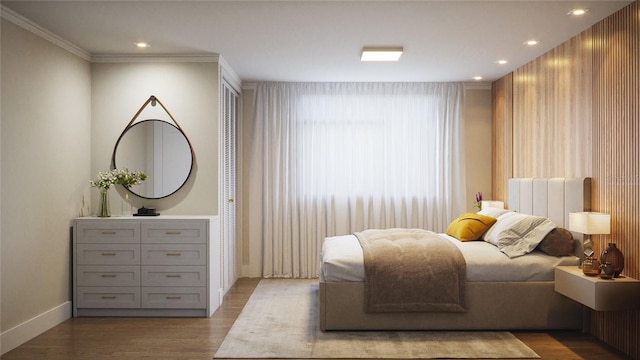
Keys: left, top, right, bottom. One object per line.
{"left": 569, "top": 212, "right": 610, "bottom": 234}
{"left": 481, "top": 200, "right": 505, "bottom": 209}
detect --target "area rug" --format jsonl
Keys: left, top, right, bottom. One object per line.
{"left": 214, "top": 279, "right": 540, "bottom": 359}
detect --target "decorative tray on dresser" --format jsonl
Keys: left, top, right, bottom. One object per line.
{"left": 73, "top": 216, "right": 220, "bottom": 317}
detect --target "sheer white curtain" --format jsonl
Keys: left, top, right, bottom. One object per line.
{"left": 247, "top": 82, "right": 466, "bottom": 278}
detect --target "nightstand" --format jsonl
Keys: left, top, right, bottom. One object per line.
{"left": 554, "top": 265, "right": 640, "bottom": 311}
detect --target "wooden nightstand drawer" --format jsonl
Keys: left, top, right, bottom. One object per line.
{"left": 142, "top": 287, "right": 206, "bottom": 309}
{"left": 555, "top": 266, "right": 640, "bottom": 311}
{"left": 76, "top": 244, "right": 140, "bottom": 265}
{"left": 77, "top": 265, "right": 140, "bottom": 287}
{"left": 142, "top": 266, "right": 206, "bottom": 287}
{"left": 76, "top": 221, "right": 139, "bottom": 243}
{"left": 76, "top": 287, "right": 141, "bottom": 308}
{"left": 141, "top": 244, "right": 206, "bottom": 265}
{"left": 142, "top": 221, "right": 207, "bottom": 244}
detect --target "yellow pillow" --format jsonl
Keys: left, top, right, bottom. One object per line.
{"left": 446, "top": 213, "right": 497, "bottom": 241}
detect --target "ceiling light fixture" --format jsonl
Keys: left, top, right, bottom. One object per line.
{"left": 524, "top": 40, "right": 540, "bottom": 46}
{"left": 135, "top": 42, "right": 150, "bottom": 48}
{"left": 361, "top": 47, "right": 403, "bottom": 62}
{"left": 472, "top": 76, "right": 483, "bottom": 81}
{"left": 567, "top": 8, "right": 589, "bottom": 16}
{"left": 495, "top": 59, "right": 508, "bottom": 65}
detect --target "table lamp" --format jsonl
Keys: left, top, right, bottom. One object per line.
{"left": 481, "top": 200, "right": 505, "bottom": 209}
{"left": 569, "top": 212, "right": 610, "bottom": 275}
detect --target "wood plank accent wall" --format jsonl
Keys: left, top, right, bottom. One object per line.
{"left": 492, "top": 2, "right": 639, "bottom": 358}
{"left": 511, "top": 30, "right": 593, "bottom": 179}
{"left": 491, "top": 73, "right": 513, "bottom": 201}
{"left": 591, "top": 3, "right": 640, "bottom": 357}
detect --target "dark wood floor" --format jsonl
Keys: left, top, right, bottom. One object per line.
{"left": 2, "top": 278, "right": 630, "bottom": 360}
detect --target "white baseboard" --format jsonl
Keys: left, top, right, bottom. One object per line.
{"left": 1, "top": 301, "right": 71, "bottom": 355}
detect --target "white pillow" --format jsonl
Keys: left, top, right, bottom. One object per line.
{"left": 478, "top": 209, "right": 514, "bottom": 240}
{"left": 478, "top": 207, "right": 512, "bottom": 218}
{"left": 483, "top": 213, "right": 556, "bottom": 258}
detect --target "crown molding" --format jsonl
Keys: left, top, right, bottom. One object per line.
{"left": 242, "top": 82, "right": 258, "bottom": 91}
{"left": 1, "top": 5, "right": 221, "bottom": 65}
{"left": 463, "top": 82, "right": 492, "bottom": 90}
{"left": 1, "top": 5, "right": 92, "bottom": 61}
{"left": 243, "top": 82, "right": 490, "bottom": 91}
{"left": 219, "top": 55, "right": 242, "bottom": 92}
{"left": 91, "top": 54, "right": 220, "bottom": 63}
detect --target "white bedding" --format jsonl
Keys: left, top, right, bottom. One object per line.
{"left": 320, "top": 233, "right": 580, "bottom": 282}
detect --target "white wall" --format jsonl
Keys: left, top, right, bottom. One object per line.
{"left": 1, "top": 18, "right": 91, "bottom": 352}
{"left": 91, "top": 61, "right": 220, "bottom": 215}
{"left": 463, "top": 86, "right": 493, "bottom": 211}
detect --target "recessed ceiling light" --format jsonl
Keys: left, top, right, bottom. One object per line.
{"left": 495, "top": 59, "right": 508, "bottom": 65}
{"left": 524, "top": 40, "right": 540, "bottom": 46}
{"left": 568, "top": 8, "right": 589, "bottom": 16}
{"left": 135, "top": 42, "right": 150, "bottom": 48}
{"left": 472, "top": 76, "right": 483, "bottom": 81}
{"left": 361, "top": 47, "right": 403, "bottom": 61}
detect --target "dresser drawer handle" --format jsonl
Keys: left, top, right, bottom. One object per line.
{"left": 165, "top": 274, "right": 182, "bottom": 278}
{"left": 101, "top": 274, "right": 116, "bottom": 278}
{"left": 166, "top": 296, "right": 182, "bottom": 300}
{"left": 165, "top": 231, "right": 182, "bottom": 235}
{"left": 101, "top": 253, "right": 117, "bottom": 256}
{"left": 165, "top": 253, "right": 181, "bottom": 256}
{"left": 101, "top": 231, "right": 117, "bottom": 235}
{"left": 101, "top": 296, "right": 117, "bottom": 299}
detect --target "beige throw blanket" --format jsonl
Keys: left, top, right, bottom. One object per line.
{"left": 355, "top": 228, "right": 467, "bottom": 313}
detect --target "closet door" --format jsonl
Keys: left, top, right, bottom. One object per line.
{"left": 221, "top": 81, "right": 239, "bottom": 293}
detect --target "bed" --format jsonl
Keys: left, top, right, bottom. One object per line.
{"left": 318, "top": 177, "right": 590, "bottom": 331}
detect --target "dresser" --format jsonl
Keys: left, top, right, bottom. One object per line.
{"left": 73, "top": 216, "right": 221, "bottom": 317}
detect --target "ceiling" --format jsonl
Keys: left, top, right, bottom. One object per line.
{"left": 1, "top": 1, "right": 633, "bottom": 83}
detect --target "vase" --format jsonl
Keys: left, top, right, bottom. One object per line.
{"left": 599, "top": 243, "right": 624, "bottom": 278}
{"left": 121, "top": 193, "right": 133, "bottom": 216}
{"left": 97, "top": 189, "right": 111, "bottom": 217}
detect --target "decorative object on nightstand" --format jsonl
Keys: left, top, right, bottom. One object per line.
{"left": 598, "top": 262, "right": 615, "bottom": 279}
{"left": 473, "top": 192, "right": 482, "bottom": 210}
{"left": 569, "top": 212, "right": 610, "bottom": 275}
{"left": 582, "top": 256, "right": 601, "bottom": 276}
{"left": 599, "top": 243, "right": 624, "bottom": 278}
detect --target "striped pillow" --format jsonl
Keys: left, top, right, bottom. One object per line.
{"left": 483, "top": 212, "right": 556, "bottom": 258}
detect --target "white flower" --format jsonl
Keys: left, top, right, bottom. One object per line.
{"left": 90, "top": 169, "right": 147, "bottom": 190}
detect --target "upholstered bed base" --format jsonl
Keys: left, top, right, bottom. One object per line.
{"left": 319, "top": 281, "right": 582, "bottom": 331}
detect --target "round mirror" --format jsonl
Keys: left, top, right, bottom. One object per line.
{"left": 112, "top": 119, "right": 194, "bottom": 199}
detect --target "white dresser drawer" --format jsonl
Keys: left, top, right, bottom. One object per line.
{"left": 141, "top": 244, "right": 206, "bottom": 265}
{"left": 142, "top": 221, "right": 207, "bottom": 244}
{"left": 76, "top": 221, "right": 139, "bottom": 244}
{"left": 142, "top": 287, "right": 207, "bottom": 309}
{"left": 142, "top": 266, "right": 206, "bottom": 287}
{"left": 76, "top": 244, "right": 140, "bottom": 265}
{"left": 76, "top": 286, "right": 141, "bottom": 308}
{"left": 76, "top": 265, "right": 140, "bottom": 287}
{"left": 73, "top": 216, "right": 219, "bottom": 317}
